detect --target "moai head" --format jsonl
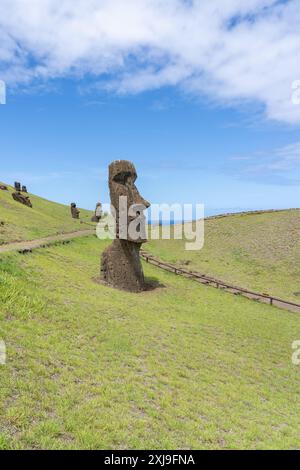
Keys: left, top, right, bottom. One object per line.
{"left": 95, "top": 202, "right": 102, "bottom": 216}
{"left": 91, "top": 202, "right": 103, "bottom": 222}
{"left": 109, "top": 160, "right": 150, "bottom": 243}
{"left": 22, "top": 185, "right": 27, "bottom": 193}
{"left": 14, "top": 182, "right": 21, "bottom": 192}
{"left": 70, "top": 202, "right": 80, "bottom": 219}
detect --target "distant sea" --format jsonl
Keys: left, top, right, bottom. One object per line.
{"left": 147, "top": 207, "right": 254, "bottom": 225}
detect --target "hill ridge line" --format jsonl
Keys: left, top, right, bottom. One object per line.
{"left": 203, "top": 208, "right": 300, "bottom": 221}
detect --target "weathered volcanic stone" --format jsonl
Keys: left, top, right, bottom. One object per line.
{"left": 22, "top": 185, "right": 28, "bottom": 193}
{"left": 91, "top": 202, "right": 102, "bottom": 222}
{"left": 101, "top": 239, "right": 145, "bottom": 291}
{"left": 12, "top": 191, "right": 32, "bottom": 208}
{"left": 0, "top": 185, "right": 8, "bottom": 191}
{"left": 101, "top": 160, "right": 150, "bottom": 292}
{"left": 14, "top": 182, "right": 21, "bottom": 192}
{"left": 70, "top": 203, "right": 80, "bottom": 219}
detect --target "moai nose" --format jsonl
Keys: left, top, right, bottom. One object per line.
{"left": 142, "top": 198, "right": 150, "bottom": 209}
{"left": 134, "top": 187, "right": 150, "bottom": 209}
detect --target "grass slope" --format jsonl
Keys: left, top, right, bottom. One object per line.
{"left": 0, "top": 183, "right": 93, "bottom": 245}
{"left": 147, "top": 209, "right": 300, "bottom": 302}
{"left": 0, "top": 236, "right": 299, "bottom": 449}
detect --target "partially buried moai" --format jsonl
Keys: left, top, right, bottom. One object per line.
{"left": 101, "top": 160, "right": 150, "bottom": 292}
{"left": 12, "top": 191, "right": 32, "bottom": 208}
{"left": 91, "top": 202, "right": 103, "bottom": 222}
{"left": 70, "top": 203, "right": 80, "bottom": 219}
{"left": 12, "top": 181, "right": 32, "bottom": 206}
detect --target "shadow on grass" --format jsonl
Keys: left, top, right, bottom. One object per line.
{"left": 92, "top": 275, "right": 166, "bottom": 293}
{"left": 144, "top": 276, "right": 166, "bottom": 291}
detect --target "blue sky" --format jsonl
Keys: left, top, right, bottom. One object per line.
{"left": 0, "top": 0, "right": 300, "bottom": 214}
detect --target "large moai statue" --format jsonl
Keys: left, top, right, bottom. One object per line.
{"left": 101, "top": 160, "right": 150, "bottom": 292}
{"left": 14, "top": 182, "right": 21, "bottom": 192}
{"left": 91, "top": 202, "right": 103, "bottom": 222}
{"left": 70, "top": 202, "right": 80, "bottom": 219}
{"left": 12, "top": 191, "right": 32, "bottom": 208}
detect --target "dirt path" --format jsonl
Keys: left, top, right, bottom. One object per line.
{"left": 0, "top": 229, "right": 95, "bottom": 253}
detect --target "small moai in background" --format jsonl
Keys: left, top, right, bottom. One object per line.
{"left": 91, "top": 202, "right": 103, "bottom": 222}
{"left": 70, "top": 203, "right": 80, "bottom": 219}
{"left": 21, "top": 185, "right": 28, "bottom": 193}
{"left": 12, "top": 181, "right": 32, "bottom": 207}
{"left": 12, "top": 191, "right": 32, "bottom": 208}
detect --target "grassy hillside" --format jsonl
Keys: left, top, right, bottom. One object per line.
{"left": 0, "top": 236, "right": 299, "bottom": 450}
{"left": 147, "top": 209, "right": 300, "bottom": 303}
{"left": 0, "top": 183, "right": 93, "bottom": 244}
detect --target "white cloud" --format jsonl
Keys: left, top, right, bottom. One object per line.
{"left": 271, "top": 141, "right": 300, "bottom": 170}
{"left": 245, "top": 141, "right": 300, "bottom": 173}
{"left": 0, "top": 0, "right": 300, "bottom": 123}
{"left": 227, "top": 140, "right": 300, "bottom": 185}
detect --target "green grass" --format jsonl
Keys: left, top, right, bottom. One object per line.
{"left": 0, "top": 183, "right": 93, "bottom": 244}
{"left": 147, "top": 209, "right": 300, "bottom": 302}
{"left": 0, "top": 236, "right": 299, "bottom": 449}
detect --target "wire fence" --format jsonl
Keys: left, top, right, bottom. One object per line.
{"left": 140, "top": 251, "right": 300, "bottom": 314}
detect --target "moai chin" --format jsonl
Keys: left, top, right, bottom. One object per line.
{"left": 101, "top": 160, "right": 150, "bottom": 292}
{"left": 70, "top": 203, "right": 80, "bottom": 219}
